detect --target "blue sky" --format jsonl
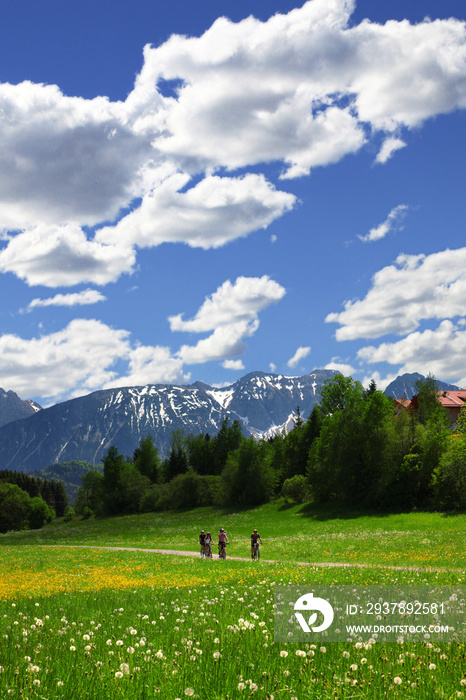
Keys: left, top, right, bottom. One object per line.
{"left": 1, "top": 0, "right": 466, "bottom": 405}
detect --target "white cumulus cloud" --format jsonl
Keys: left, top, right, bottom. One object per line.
{"left": 327, "top": 246, "right": 466, "bottom": 340}
{"left": 106, "top": 345, "right": 190, "bottom": 389}
{"left": 360, "top": 371, "right": 400, "bottom": 392}
{"left": 129, "top": 0, "right": 466, "bottom": 176}
{"left": 375, "top": 137, "right": 407, "bottom": 164}
{"left": 0, "top": 319, "right": 191, "bottom": 403}
{"left": 357, "top": 320, "right": 466, "bottom": 388}
{"left": 287, "top": 346, "right": 311, "bottom": 368}
{"left": 0, "top": 319, "right": 131, "bottom": 401}
{"left": 26, "top": 289, "right": 106, "bottom": 312}
{"left": 0, "top": 1, "right": 465, "bottom": 286}
{"left": 0, "top": 82, "right": 152, "bottom": 230}
{"left": 0, "top": 275, "right": 287, "bottom": 402}
{"left": 324, "top": 359, "right": 356, "bottom": 376}
{"left": 0, "top": 224, "right": 135, "bottom": 287}
{"left": 358, "top": 204, "right": 408, "bottom": 243}
{"left": 222, "top": 359, "right": 245, "bottom": 370}
{"left": 172, "top": 275, "right": 286, "bottom": 365}
{"left": 170, "top": 275, "right": 285, "bottom": 333}
{"left": 95, "top": 172, "right": 295, "bottom": 251}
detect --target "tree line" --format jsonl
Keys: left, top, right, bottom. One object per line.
{"left": 306, "top": 374, "right": 463, "bottom": 510}
{"left": 71, "top": 405, "right": 321, "bottom": 518}
{"left": 74, "top": 374, "right": 465, "bottom": 518}
{"left": 0, "top": 470, "right": 69, "bottom": 533}
{"left": 2, "top": 373, "right": 463, "bottom": 531}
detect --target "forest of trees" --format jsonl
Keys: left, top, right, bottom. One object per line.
{"left": 0, "top": 470, "right": 68, "bottom": 532}
{"left": 32, "top": 460, "right": 97, "bottom": 506}
{"left": 1, "top": 373, "right": 464, "bottom": 532}
{"left": 72, "top": 374, "right": 466, "bottom": 519}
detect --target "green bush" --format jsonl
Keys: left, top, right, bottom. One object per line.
{"left": 282, "top": 474, "right": 309, "bottom": 503}
{"left": 164, "top": 471, "right": 201, "bottom": 510}
{"left": 432, "top": 438, "right": 466, "bottom": 510}
{"left": 63, "top": 506, "right": 74, "bottom": 522}
{"left": 0, "top": 483, "right": 31, "bottom": 533}
{"left": 139, "top": 485, "right": 163, "bottom": 512}
{"left": 139, "top": 474, "right": 224, "bottom": 512}
{"left": 28, "top": 497, "right": 55, "bottom": 529}
{"left": 197, "top": 475, "right": 224, "bottom": 507}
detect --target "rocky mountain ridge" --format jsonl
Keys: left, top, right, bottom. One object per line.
{"left": 0, "top": 369, "right": 339, "bottom": 472}
{"left": 0, "top": 369, "right": 461, "bottom": 473}
{"left": 0, "top": 388, "right": 42, "bottom": 428}
{"left": 383, "top": 372, "right": 460, "bottom": 399}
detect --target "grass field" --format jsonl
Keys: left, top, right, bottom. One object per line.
{"left": 0, "top": 502, "right": 465, "bottom": 698}
{"left": 3, "top": 501, "right": 466, "bottom": 569}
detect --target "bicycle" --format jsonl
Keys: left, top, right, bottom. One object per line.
{"left": 204, "top": 542, "right": 212, "bottom": 558}
{"left": 218, "top": 541, "right": 227, "bottom": 560}
{"left": 252, "top": 541, "right": 261, "bottom": 560}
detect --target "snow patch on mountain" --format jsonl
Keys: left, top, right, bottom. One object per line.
{"left": 0, "top": 369, "right": 341, "bottom": 471}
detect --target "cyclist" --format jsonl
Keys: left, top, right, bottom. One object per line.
{"left": 204, "top": 532, "right": 213, "bottom": 558}
{"left": 218, "top": 528, "right": 229, "bottom": 559}
{"left": 199, "top": 530, "right": 206, "bottom": 557}
{"left": 251, "top": 529, "right": 262, "bottom": 559}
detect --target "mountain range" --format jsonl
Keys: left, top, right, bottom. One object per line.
{"left": 0, "top": 388, "right": 42, "bottom": 428}
{"left": 0, "top": 369, "right": 461, "bottom": 473}
{"left": 383, "top": 372, "right": 460, "bottom": 399}
{"left": 0, "top": 369, "right": 339, "bottom": 472}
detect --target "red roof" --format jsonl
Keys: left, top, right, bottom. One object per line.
{"left": 437, "top": 390, "right": 466, "bottom": 408}
{"left": 393, "top": 398, "right": 412, "bottom": 408}
{"left": 394, "top": 390, "right": 466, "bottom": 423}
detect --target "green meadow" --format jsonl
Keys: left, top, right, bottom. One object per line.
{"left": 3, "top": 501, "right": 466, "bottom": 569}
{"left": 0, "top": 503, "right": 465, "bottom": 698}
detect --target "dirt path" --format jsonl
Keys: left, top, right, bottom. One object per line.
{"left": 41, "top": 544, "right": 465, "bottom": 573}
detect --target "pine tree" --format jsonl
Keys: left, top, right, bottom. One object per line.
{"left": 133, "top": 435, "right": 160, "bottom": 483}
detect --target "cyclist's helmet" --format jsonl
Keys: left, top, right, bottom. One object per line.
{"left": 201, "top": 530, "right": 204, "bottom": 533}
{"left": 220, "top": 528, "right": 225, "bottom": 532}
{"left": 207, "top": 532, "right": 211, "bottom": 535}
